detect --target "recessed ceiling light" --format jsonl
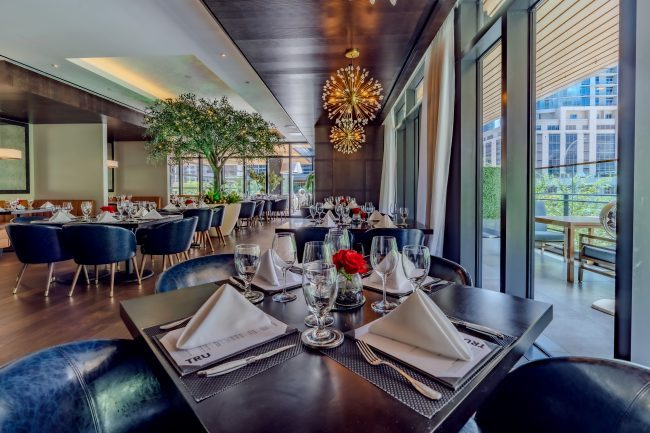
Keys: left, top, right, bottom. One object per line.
{"left": 220, "top": 53, "right": 227, "bottom": 57}
{"left": 51, "top": 63, "right": 59, "bottom": 68}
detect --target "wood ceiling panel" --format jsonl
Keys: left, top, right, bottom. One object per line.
{"left": 202, "top": 0, "right": 440, "bottom": 142}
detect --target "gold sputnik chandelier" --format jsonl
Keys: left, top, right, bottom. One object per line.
{"left": 330, "top": 119, "right": 366, "bottom": 154}
{"left": 322, "top": 65, "right": 384, "bottom": 126}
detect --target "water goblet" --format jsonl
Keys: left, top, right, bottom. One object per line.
{"left": 399, "top": 206, "right": 409, "bottom": 226}
{"left": 300, "top": 262, "right": 343, "bottom": 349}
{"left": 234, "top": 244, "right": 264, "bottom": 304}
{"left": 370, "top": 236, "right": 399, "bottom": 313}
{"left": 324, "top": 228, "right": 351, "bottom": 253}
{"left": 271, "top": 233, "right": 298, "bottom": 303}
{"left": 315, "top": 202, "right": 323, "bottom": 224}
{"left": 302, "top": 241, "right": 335, "bottom": 328}
{"left": 27, "top": 199, "right": 34, "bottom": 210}
{"left": 80, "top": 201, "right": 92, "bottom": 221}
{"left": 402, "top": 245, "right": 431, "bottom": 292}
{"left": 309, "top": 205, "right": 316, "bottom": 221}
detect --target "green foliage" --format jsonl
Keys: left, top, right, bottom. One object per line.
{"left": 248, "top": 170, "right": 266, "bottom": 194}
{"left": 220, "top": 191, "right": 242, "bottom": 204}
{"left": 482, "top": 166, "right": 501, "bottom": 219}
{"left": 305, "top": 172, "right": 315, "bottom": 193}
{"left": 203, "top": 189, "right": 221, "bottom": 204}
{"left": 144, "top": 94, "right": 280, "bottom": 191}
{"left": 535, "top": 173, "right": 612, "bottom": 217}
{"left": 202, "top": 189, "right": 241, "bottom": 204}
{"left": 268, "top": 172, "right": 283, "bottom": 192}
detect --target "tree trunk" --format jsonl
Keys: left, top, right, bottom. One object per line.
{"left": 211, "top": 164, "right": 222, "bottom": 192}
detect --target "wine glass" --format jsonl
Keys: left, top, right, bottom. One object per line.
{"left": 309, "top": 205, "right": 316, "bottom": 221}
{"left": 300, "top": 262, "right": 343, "bottom": 349}
{"left": 402, "top": 245, "right": 431, "bottom": 292}
{"left": 234, "top": 244, "right": 264, "bottom": 303}
{"left": 315, "top": 202, "right": 323, "bottom": 224}
{"left": 150, "top": 202, "right": 157, "bottom": 211}
{"left": 389, "top": 203, "right": 398, "bottom": 220}
{"left": 63, "top": 202, "right": 73, "bottom": 215}
{"left": 370, "top": 236, "right": 399, "bottom": 313}
{"left": 325, "top": 228, "right": 351, "bottom": 253}
{"left": 399, "top": 206, "right": 409, "bottom": 226}
{"left": 302, "top": 241, "right": 335, "bottom": 328}
{"left": 80, "top": 201, "right": 92, "bottom": 221}
{"left": 271, "top": 233, "right": 298, "bottom": 303}
{"left": 27, "top": 199, "right": 34, "bottom": 210}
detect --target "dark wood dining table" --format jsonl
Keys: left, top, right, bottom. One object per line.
{"left": 120, "top": 283, "right": 551, "bottom": 433}
{"left": 276, "top": 217, "right": 434, "bottom": 235}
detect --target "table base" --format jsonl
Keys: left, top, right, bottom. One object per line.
{"left": 112, "top": 269, "right": 154, "bottom": 284}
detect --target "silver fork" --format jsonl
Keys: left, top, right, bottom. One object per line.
{"left": 356, "top": 340, "right": 442, "bottom": 400}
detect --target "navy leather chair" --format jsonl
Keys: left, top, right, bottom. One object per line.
{"left": 462, "top": 357, "right": 650, "bottom": 433}
{"left": 237, "top": 201, "right": 256, "bottom": 228}
{"left": 0, "top": 339, "right": 198, "bottom": 433}
{"left": 138, "top": 217, "right": 198, "bottom": 274}
{"left": 10, "top": 216, "right": 48, "bottom": 223}
{"left": 263, "top": 199, "right": 273, "bottom": 221}
{"left": 183, "top": 208, "right": 213, "bottom": 252}
{"left": 271, "top": 198, "right": 289, "bottom": 219}
{"left": 358, "top": 228, "right": 425, "bottom": 254}
{"left": 252, "top": 200, "right": 265, "bottom": 226}
{"left": 429, "top": 255, "right": 473, "bottom": 286}
{"left": 535, "top": 200, "right": 564, "bottom": 254}
{"left": 210, "top": 205, "right": 226, "bottom": 245}
{"left": 5, "top": 223, "right": 73, "bottom": 296}
{"left": 155, "top": 254, "right": 235, "bottom": 293}
{"left": 63, "top": 225, "right": 140, "bottom": 297}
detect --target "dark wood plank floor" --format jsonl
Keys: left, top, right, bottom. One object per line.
{"left": 0, "top": 221, "right": 279, "bottom": 366}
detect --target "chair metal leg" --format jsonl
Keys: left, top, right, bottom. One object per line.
{"left": 83, "top": 266, "right": 90, "bottom": 284}
{"left": 68, "top": 265, "right": 83, "bottom": 297}
{"left": 109, "top": 263, "right": 116, "bottom": 297}
{"left": 140, "top": 254, "right": 147, "bottom": 278}
{"left": 44, "top": 263, "right": 55, "bottom": 297}
{"left": 205, "top": 231, "right": 215, "bottom": 252}
{"left": 184, "top": 251, "right": 190, "bottom": 261}
{"left": 131, "top": 257, "right": 142, "bottom": 286}
{"left": 94, "top": 265, "right": 99, "bottom": 285}
{"left": 163, "top": 255, "right": 168, "bottom": 271}
{"left": 13, "top": 264, "right": 28, "bottom": 294}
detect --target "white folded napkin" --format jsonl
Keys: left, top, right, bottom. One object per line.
{"left": 321, "top": 213, "right": 337, "bottom": 228}
{"left": 185, "top": 202, "right": 197, "bottom": 209}
{"left": 323, "top": 202, "right": 334, "bottom": 209}
{"left": 374, "top": 214, "right": 397, "bottom": 228}
{"left": 163, "top": 202, "right": 177, "bottom": 211}
{"left": 348, "top": 201, "right": 360, "bottom": 209}
{"left": 369, "top": 210, "right": 383, "bottom": 221}
{"left": 326, "top": 210, "right": 336, "bottom": 220}
{"left": 198, "top": 202, "right": 209, "bottom": 208}
{"left": 254, "top": 250, "right": 301, "bottom": 287}
{"left": 40, "top": 201, "right": 54, "bottom": 209}
{"left": 368, "top": 289, "right": 472, "bottom": 361}
{"left": 96, "top": 211, "right": 118, "bottom": 223}
{"left": 142, "top": 209, "right": 163, "bottom": 220}
{"left": 176, "top": 284, "right": 272, "bottom": 350}
{"left": 134, "top": 208, "right": 148, "bottom": 218}
{"left": 367, "top": 255, "right": 411, "bottom": 293}
{"left": 16, "top": 204, "right": 25, "bottom": 210}
{"left": 49, "top": 210, "right": 72, "bottom": 223}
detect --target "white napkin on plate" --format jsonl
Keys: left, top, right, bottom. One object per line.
{"left": 369, "top": 210, "right": 383, "bottom": 221}
{"left": 348, "top": 200, "right": 360, "bottom": 209}
{"left": 321, "top": 213, "right": 337, "bottom": 228}
{"left": 326, "top": 210, "right": 336, "bottom": 220}
{"left": 134, "top": 208, "right": 148, "bottom": 218}
{"left": 96, "top": 211, "right": 118, "bottom": 223}
{"left": 367, "top": 254, "right": 411, "bottom": 293}
{"left": 176, "top": 284, "right": 272, "bottom": 350}
{"left": 199, "top": 202, "right": 209, "bottom": 208}
{"left": 374, "top": 214, "right": 397, "bottom": 228}
{"left": 254, "top": 249, "right": 301, "bottom": 287}
{"left": 185, "top": 202, "right": 197, "bottom": 209}
{"left": 16, "top": 204, "right": 25, "bottom": 210}
{"left": 368, "top": 289, "right": 472, "bottom": 361}
{"left": 163, "top": 202, "right": 177, "bottom": 211}
{"left": 323, "top": 202, "right": 334, "bottom": 210}
{"left": 48, "top": 210, "right": 72, "bottom": 223}
{"left": 40, "top": 201, "right": 54, "bottom": 209}
{"left": 142, "top": 209, "right": 163, "bottom": 220}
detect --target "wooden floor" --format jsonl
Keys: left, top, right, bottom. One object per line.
{"left": 0, "top": 221, "right": 279, "bottom": 366}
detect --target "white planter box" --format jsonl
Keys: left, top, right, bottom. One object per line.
{"left": 209, "top": 202, "right": 241, "bottom": 237}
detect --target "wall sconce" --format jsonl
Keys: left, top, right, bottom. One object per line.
{"left": 0, "top": 148, "right": 22, "bottom": 160}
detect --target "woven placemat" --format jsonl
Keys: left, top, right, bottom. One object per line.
{"left": 144, "top": 327, "right": 304, "bottom": 402}
{"left": 320, "top": 332, "right": 515, "bottom": 418}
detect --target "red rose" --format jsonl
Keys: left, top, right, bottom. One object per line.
{"left": 360, "top": 211, "right": 367, "bottom": 219}
{"left": 351, "top": 208, "right": 361, "bottom": 214}
{"left": 100, "top": 206, "right": 114, "bottom": 213}
{"left": 333, "top": 249, "right": 368, "bottom": 275}
{"left": 185, "top": 199, "right": 193, "bottom": 205}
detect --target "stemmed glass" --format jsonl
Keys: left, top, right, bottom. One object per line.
{"left": 80, "top": 201, "right": 92, "bottom": 221}
{"left": 302, "top": 241, "right": 335, "bottom": 328}
{"left": 271, "top": 233, "right": 298, "bottom": 303}
{"left": 27, "top": 199, "right": 34, "bottom": 210}
{"left": 402, "top": 245, "right": 431, "bottom": 292}
{"left": 389, "top": 203, "right": 398, "bottom": 220}
{"left": 309, "top": 205, "right": 316, "bottom": 221}
{"left": 399, "top": 206, "right": 409, "bottom": 226}
{"left": 63, "top": 202, "right": 73, "bottom": 215}
{"left": 370, "top": 236, "right": 399, "bottom": 313}
{"left": 300, "top": 262, "right": 343, "bottom": 349}
{"left": 325, "top": 228, "right": 351, "bottom": 252}
{"left": 234, "top": 244, "right": 264, "bottom": 304}
{"left": 315, "top": 202, "right": 323, "bottom": 224}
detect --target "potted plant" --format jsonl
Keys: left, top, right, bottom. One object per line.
{"left": 144, "top": 94, "right": 281, "bottom": 193}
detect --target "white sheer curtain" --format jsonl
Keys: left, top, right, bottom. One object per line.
{"left": 415, "top": 13, "right": 455, "bottom": 255}
{"left": 379, "top": 112, "right": 396, "bottom": 212}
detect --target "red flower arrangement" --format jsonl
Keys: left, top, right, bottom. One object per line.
{"left": 332, "top": 249, "right": 368, "bottom": 277}
{"left": 100, "top": 206, "right": 115, "bottom": 213}
{"left": 185, "top": 199, "right": 194, "bottom": 205}
{"left": 351, "top": 207, "right": 361, "bottom": 214}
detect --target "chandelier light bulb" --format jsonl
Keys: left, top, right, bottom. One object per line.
{"left": 330, "top": 119, "right": 366, "bottom": 155}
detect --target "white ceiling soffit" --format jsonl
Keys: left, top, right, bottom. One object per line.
{"left": 536, "top": 0, "right": 619, "bottom": 99}
{"left": 0, "top": 0, "right": 307, "bottom": 142}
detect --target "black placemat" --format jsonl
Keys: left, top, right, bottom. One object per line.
{"left": 320, "top": 332, "right": 515, "bottom": 418}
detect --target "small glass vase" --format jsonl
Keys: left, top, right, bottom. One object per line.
{"left": 335, "top": 273, "right": 364, "bottom": 306}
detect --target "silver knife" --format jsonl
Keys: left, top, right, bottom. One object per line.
{"left": 197, "top": 344, "right": 296, "bottom": 377}
{"left": 448, "top": 317, "right": 505, "bottom": 339}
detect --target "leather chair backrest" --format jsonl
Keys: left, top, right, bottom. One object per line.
{"left": 429, "top": 255, "right": 473, "bottom": 286}
{"left": 211, "top": 206, "right": 225, "bottom": 227}
{"left": 238, "top": 201, "right": 256, "bottom": 218}
{"left": 63, "top": 225, "right": 136, "bottom": 265}
{"left": 264, "top": 199, "right": 273, "bottom": 212}
{"left": 10, "top": 216, "right": 48, "bottom": 223}
{"left": 271, "top": 198, "right": 288, "bottom": 211}
{"left": 253, "top": 200, "right": 265, "bottom": 217}
{"left": 359, "top": 228, "right": 425, "bottom": 254}
{"left": 0, "top": 339, "right": 197, "bottom": 433}
{"left": 535, "top": 200, "right": 549, "bottom": 231}
{"left": 6, "top": 223, "right": 72, "bottom": 264}
{"left": 474, "top": 357, "right": 650, "bottom": 433}
{"left": 155, "top": 254, "right": 236, "bottom": 293}
{"left": 183, "top": 209, "right": 212, "bottom": 232}
{"left": 140, "top": 217, "right": 198, "bottom": 256}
